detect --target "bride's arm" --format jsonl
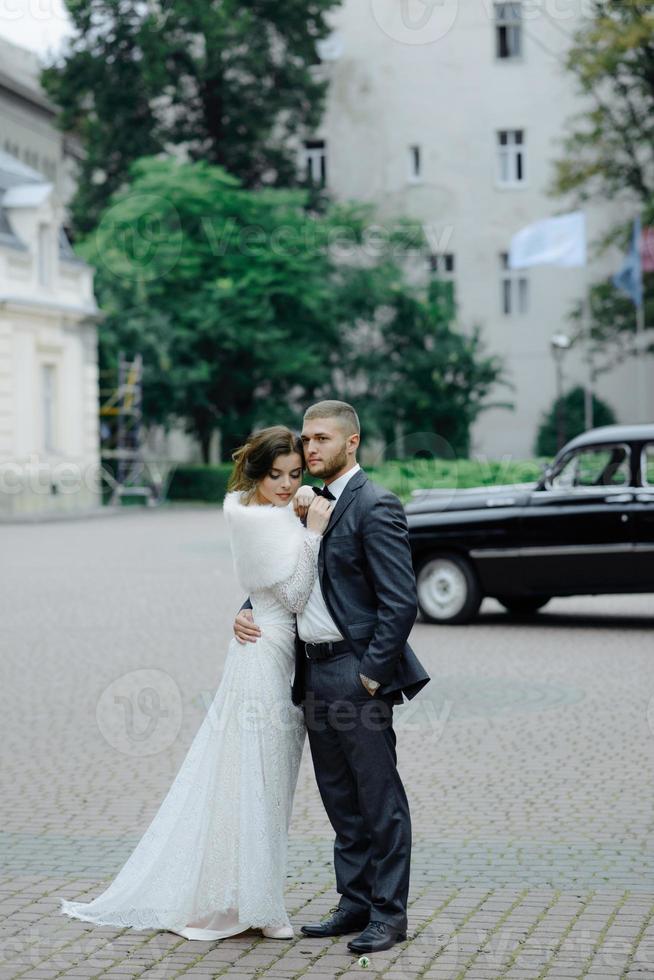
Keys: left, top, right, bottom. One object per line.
{"left": 270, "top": 529, "right": 322, "bottom": 613}
{"left": 233, "top": 529, "right": 318, "bottom": 639}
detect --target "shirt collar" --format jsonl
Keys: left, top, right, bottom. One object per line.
{"left": 324, "top": 463, "right": 361, "bottom": 502}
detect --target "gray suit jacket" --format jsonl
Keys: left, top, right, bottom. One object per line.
{"left": 291, "top": 468, "right": 430, "bottom": 705}
{"left": 241, "top": 468, "right": 430, "bottom": 706}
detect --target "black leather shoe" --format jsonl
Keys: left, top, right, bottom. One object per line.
{"left": 347, "top": 921, "right": 407, "bottom": 953}
{"left": 301, "top": 906, "right": 369, "bottom": 938}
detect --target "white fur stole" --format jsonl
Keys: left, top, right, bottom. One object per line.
{"left": 222, "top": 490, "right": 307, "bottom": 592}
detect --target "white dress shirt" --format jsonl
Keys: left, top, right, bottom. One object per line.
{"left": 296, "top": 463, "right": 360, "bottom": 643}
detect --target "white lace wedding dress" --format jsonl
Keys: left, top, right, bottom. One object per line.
{"left": 58, "top": 490, "right": 321, "bottom": 940}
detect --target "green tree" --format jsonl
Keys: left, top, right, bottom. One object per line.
{"left": 567, "top": 274, "right": 653, "bottom": 376}
{"left": 535, "top": 386, "right": 617, "bottom": 458}
{"left": 551, "top": 0, "right": 654, "bottom": 209}
{"left": 83, "top": 157, "right": 417, "bottom": 460}
{"left": 550, "top": 1, "right": 654, "bottom": 363}
{"left": 84, "top": 157, "right": 506, "bottom": 462}
{"left": 344, "top": 280, "right": 511, "bottom": 458}
{"left": 43, "top": 0, "right": 339, "bottom": 236}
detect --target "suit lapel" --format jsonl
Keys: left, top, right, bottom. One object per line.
{"left": 318, "top": 468, "right": 367, "bottom": 591}
{"left": 315, "top": 468, "right": 367, "bottom": 649}
{"left": 322, "top": 467, "right": 367, "bottom": 539}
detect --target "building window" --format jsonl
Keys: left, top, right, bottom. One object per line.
{"left": 500, "top": 252, "right": 528, "bottom": 315}
{"left": 429, "top": 253, "right": 456, "bottom": 278}
{"left": 38, "top": 224, "right": 52, "bottom": 287}
{"left": 42, "top": 158, "right": 57, "bottom": 181}
{"left": 497, "top": 129, "right": 525, "bottom": 185}
{"left": 42, "top": 364, "right": 57, "bottom": 452}
{"left": 58, "top": 226, "right": 76, "bottom": 260}
{"left": 408, "top": 144, "right": 422, "bottom": 182}
{"left": 22, "top": 148, "right": 42, "bottom": 172}
{"left": 303, "top": 140, "right": 327, "bottom": 186}
{"left": 495, "top": 3, "right": 522, "bottom": 59}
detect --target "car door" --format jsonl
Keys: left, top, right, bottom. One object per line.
{"left": 518, "top": 443, "right": 641, "bottom": 594}
{"left": 632, "top": 441, "right": 654, "bottom": 583}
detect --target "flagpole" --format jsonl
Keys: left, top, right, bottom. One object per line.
{"left": 637, "top": 212, "right": 648, "bottom": 421}
{"left": 636, "top": 296, "right": 647, "bottom": 421}
{"left": 582, "top": 283, "right": 594, "bottom": 431}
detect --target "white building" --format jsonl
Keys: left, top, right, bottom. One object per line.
{"left": 0, "top": 48, "right": 102, "bottom": 518}
{"left": 306, "top": 0, "right": 652, "bottom": 458}
{"left": 0, "top": 36, "right": 79, "bottom": 213}
{"left": 0, "top": 36, "right": 211, "bottom": 498}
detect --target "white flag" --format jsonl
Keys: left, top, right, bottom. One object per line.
{"left": 509, "top": 211, "right": 586, "bottom": 269}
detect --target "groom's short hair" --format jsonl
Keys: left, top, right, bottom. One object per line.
{"left": 304, "top": 400, "right": 360, "bottom": 437}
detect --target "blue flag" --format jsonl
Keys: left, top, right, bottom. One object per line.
{"left": 613, "top": 216, "right": 643, "bottom": 307}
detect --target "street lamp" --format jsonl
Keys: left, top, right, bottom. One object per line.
{"left": 551, "top": 333, "right": 572, "bottom": 452}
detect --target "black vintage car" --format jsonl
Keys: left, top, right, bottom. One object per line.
{"left": 405, "top": 423, "right": 654, "bottom": 624}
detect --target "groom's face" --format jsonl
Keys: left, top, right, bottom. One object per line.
{"left": 301, "top": 417, "right": 358, "bottom": 480}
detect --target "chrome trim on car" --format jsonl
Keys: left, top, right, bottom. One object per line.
{"left": 470, "top": 543, "right": 654, "bottom": 559}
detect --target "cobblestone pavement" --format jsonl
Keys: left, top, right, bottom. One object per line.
{"left": 1, "top": 505, "right": 653, "bottom": 980}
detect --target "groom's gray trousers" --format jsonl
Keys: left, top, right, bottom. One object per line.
{"left": 302, "top": 647, "right": 411, "bottom": 931}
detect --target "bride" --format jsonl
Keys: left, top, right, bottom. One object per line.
{"left": 58, "top": 425, "right": 333, "bottom": 941}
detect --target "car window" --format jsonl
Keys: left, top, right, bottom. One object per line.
{"left": 643, "top": 444, "right": 654, "bottom": 486}
{"left": 551, "top": 445, "right": 630, "bottom": 490}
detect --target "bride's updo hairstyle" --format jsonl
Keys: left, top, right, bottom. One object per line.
{"left": 228, "top": 425, "right": 305, "bottom": 504}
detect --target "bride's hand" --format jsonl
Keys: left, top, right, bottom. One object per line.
{"left": 292, "top": 485, "right": 316, "bottom": 520}
{"left": 306, "top": 496, "right": 334, "bottom": 535}
{"left": 234, "top": 609, "right": 261, "bottom": 644}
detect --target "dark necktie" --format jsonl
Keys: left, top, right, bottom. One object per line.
{"left": 313, "top": 485, "right": 335, "bottom": 502}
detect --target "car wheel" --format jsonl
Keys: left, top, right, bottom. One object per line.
{"left": 416, "top": 554, "right": 482, "bottom": 625}
{"left": 497, "top": 596, "right": 551, "bottom": 616}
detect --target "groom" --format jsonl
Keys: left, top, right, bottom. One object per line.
{"left": 234, "top": 400, "right": 430, "bottom": 953}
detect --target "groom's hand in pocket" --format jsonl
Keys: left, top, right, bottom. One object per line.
{"left": 359, "top": 673, "right": 380, "bottom": 696}
{"left": 234, "top": 609, "right": 262, "bottom": 644}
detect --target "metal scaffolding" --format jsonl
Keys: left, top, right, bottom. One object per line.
{"left": 99, "top": 352, "right": 165, "bottom": 506}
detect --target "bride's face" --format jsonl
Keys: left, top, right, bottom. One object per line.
{"left": 254, "top": 452, "right": 303, "bottom": 506}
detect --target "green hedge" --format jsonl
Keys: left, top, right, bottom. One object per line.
{"left": 163, "top": 458, "right": 548, "bottom": 505}
{"left": 167, "top": 464, "right": 233, "bottom": 502}
{"left": 367, "top": 457, "right": 548, "bottom": 502}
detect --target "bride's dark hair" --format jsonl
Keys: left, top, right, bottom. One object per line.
{"left": 228, "top": 425, "right": 305, "bottom": 502}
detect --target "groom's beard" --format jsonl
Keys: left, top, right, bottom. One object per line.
{"left": 309, "top": 444, "right": 349, "bottom": 480}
